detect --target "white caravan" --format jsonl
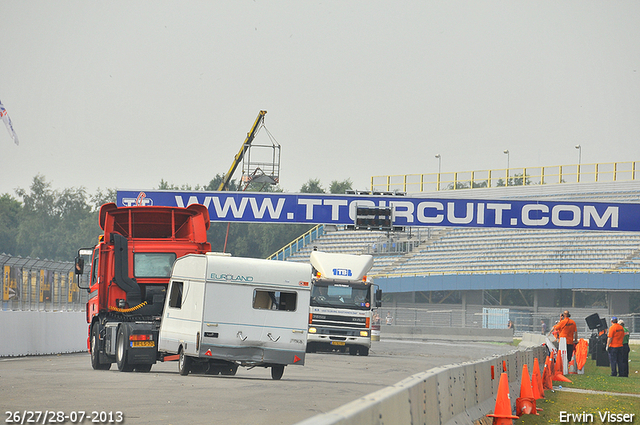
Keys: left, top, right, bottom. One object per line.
{"left": 158, "top": 253, "right": 312, "bottom": 380}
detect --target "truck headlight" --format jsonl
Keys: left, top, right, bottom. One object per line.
{"left": 308, "top": 327, "right": 317, "bottom": 334}
{"left": 360, "top": 330, "right": 369, "bottom": 337}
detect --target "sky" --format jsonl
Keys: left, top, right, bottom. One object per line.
{"left": 1, "top": 1, "right": 639, "bottom": 198}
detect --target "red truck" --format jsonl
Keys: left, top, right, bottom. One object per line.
{"left": 75, "top": 203, "right": 211, "bottom": 372}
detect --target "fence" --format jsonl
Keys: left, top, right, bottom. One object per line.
{"left": 379, "top": 304, "right": 638, "bottom": 338}
{"left": 371, "top": 160, "right": 640, "bottom": 193}
{"left": 0, "top": 253, "right": 88, "bottom": 312}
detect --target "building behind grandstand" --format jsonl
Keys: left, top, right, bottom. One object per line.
{"left": 271, "top": 161, "right": 640, "bottom": 336}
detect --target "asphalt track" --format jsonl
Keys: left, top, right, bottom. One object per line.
{"left": 0, "top": 339, "right": 516, "bottom": 425}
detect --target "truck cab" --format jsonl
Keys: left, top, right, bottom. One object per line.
{"left": 75, "top": 202, "right": 211, "bottom": 372}
{"left": 306, "top": 251, "right": 382, "bottom": 356}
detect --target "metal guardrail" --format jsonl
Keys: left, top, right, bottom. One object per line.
{"left": 371, "top": 160, "right": 640, "bottom": 193}
{"left": 0, "top": 253, "right": 87, "bottom": 311}
{"left": 267, "top": 224, "right": 325, "bottom": 261}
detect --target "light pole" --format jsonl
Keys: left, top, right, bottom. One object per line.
{"left": 575, "top": 144, "right": 582, "bottom": 182}
{"left": 503, "top": 150, "right": 510, "bottom": 186}
{"left": 435, "top": 154, "right": 441, "bottom": 190}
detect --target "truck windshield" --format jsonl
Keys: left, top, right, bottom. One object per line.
{"left": 134, "top": 253, "right": 177, "bottom": 278}
{"left": 310, "top": 283, "right": 371, "bottom": 309}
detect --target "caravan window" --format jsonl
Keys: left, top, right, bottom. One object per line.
{"left": 253, "top": 290, "right": 297, "bottom": 312}
{"left": 168, "top": 281, "right": 183, "bottom": 309}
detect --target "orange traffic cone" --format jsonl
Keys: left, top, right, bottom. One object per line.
{"left": 531, "top": 357, "right": 545, "bottom": 400}
{"left": 552, "top": 350, "right": 572, "bottom": 383}
{"left": 487, "top": 372, "right": 520, "bottom": 425}
{"left": 542, "top": 356, "right": 553, "bottom": 390}
{"left": 515, "top": 364, "right": 539, "bottom": 416}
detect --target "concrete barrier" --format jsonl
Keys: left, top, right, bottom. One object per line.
{"left": 0, "top": 311, "right": 86, "bottom": 356}
{"left": 296, "top": 344, "right": 546, "bottom": 425}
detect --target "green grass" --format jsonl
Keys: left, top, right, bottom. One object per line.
{"left": 516, "top": 344, "right": 639, "bottom": 424}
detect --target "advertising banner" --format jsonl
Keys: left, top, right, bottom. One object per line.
{"left": 117, "top": 190, "right": 640, "bottom": 232}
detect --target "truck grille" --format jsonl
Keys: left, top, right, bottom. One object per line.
{"left": 311, "top": 314, "right": 367, "bottom": 329}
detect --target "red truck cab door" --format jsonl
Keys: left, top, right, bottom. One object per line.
{"left": 87, "top": 246, "right": 101, "bottom": 322}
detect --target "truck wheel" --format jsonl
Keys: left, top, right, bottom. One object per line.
{"left": 134, "top": 364, "right": 152, "bottom": 372}
{"left": 178, "top": 349, "right": 191, "bottom": 376}
{"left": 349, "top": 346, "right": 358, "bottom": 356}
{"left": 359, "top": 346, "right": 369, "bottom": 356}
{"left": 271, "top": 365, "right": 285, "bottom": 380}
{"left": 116, "top": 327, "right": 134, "bottom": 372}
{"left": 90, "top": 324, "right": 111, "bottom": 370}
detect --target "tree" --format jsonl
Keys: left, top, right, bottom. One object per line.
{"left": 300, "top": 179, "right": 325, "bottom": 193}
{"left": 15, "top": 175, "right": 57, "bottom": 258}
{"left": 496, "top": 173, "right": 532, "bottom": 187}
{"left": 204, "top": 174, "right": 238, "bottom": 192}
{"left": 14, "top": 175, "right": 98, "bottom": 260}
{"left": 329, "top": 179, "right": 353, "bottom": 194}
{"left": 0, "top": 194, "right": 22, "bottom": 255}
{"left": 446, "top": 181, "right": 471, "bottom": 190}
{"left": 91, "top": 188, "right": 117, "bottom": 210}
{"left": 211, "top": 222, "right": 313, "bottom": 258}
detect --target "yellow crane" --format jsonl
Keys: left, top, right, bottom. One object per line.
{"left": 217, "top": 110, "right": 267, "bottom": 191}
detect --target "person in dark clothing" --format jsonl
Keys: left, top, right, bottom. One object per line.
{"left": 619, "top": 320, "right": 630, "bottom": 377}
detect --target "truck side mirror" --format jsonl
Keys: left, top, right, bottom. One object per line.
{"left": 75, "top": 257, "right": 85, "bottom": 275}
{"left": 375, "top": 289, "right": 383, "bottom": 307}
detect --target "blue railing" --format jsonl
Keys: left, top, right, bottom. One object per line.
{"left": 267, "top": 224, "right": 325, "bottom": 261}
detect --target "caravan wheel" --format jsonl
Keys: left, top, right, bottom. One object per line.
{"left": 271, "top": 365, "right": 285, "bottom": 380}
{"left": 178, "top": 349, "right": 191, "bottom": 376}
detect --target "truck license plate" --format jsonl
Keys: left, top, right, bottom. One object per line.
{"left": 131, "top": 341, "right": 155, "bottom": 348}
{"left": 330, "top": 341, "right": 346, "bottom": 346}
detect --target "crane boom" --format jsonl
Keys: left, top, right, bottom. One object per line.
{"left": 218, "top": 110, "right": 267, "bottom": 191}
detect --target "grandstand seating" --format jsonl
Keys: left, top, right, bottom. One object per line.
{"left": 280, "top": 180, "right": 640, "bottom": 277}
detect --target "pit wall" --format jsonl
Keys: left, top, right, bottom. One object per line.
{"left": 0, "top": 311, "right": 87, "bottom": 356}
{"left": 296, "top": 336, "right": 546, "bottom": 425}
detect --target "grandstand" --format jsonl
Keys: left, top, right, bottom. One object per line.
{"left": 271, "top": 162, "right": 640, "bottom": 334}
{"left": 278, "top": 179, "right": 640, "bottom": 274}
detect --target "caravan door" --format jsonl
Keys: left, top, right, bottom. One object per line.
{"left": 158, "top": 278, "right": 205, "bottom": 356}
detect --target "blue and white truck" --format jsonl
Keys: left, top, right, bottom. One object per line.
{"left": 306, "top": 251, "right": 382, "bottom": 356}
